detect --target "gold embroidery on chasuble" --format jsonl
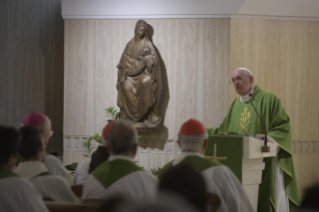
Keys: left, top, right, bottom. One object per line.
{"left": 239, "top": 107, "right": 251, "bottom": 134}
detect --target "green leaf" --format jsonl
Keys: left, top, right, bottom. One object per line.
{"left": 96, "top": 136, "right": 102, "bottom": 144}
{"left": 150, "top": 167, "right": 161, "bottom": 176}
{"left": 93, "top": 133, "right": 99, "bottom": 139}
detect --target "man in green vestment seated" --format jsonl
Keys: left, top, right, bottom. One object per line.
{"left": 207, "top": 68, "right": 301, "bottom": 212}
{"left": 158, "top": 119, "right": 254, "bottom": 212}
{"left": 15, "top": 126, "right": 78, "bottom": 202}
{"left": 81, "top": 120, "right": 158, "bottom": 201}
{"left": 73, "top": 121, "right": 112, "bottom": 185}
{"left": 0, "top": 125, "right": 49, "bottom": 212}
{"left": 21, "top": 112, "right": 72, "bottom": 184}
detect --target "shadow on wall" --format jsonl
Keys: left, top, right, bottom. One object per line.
{"left": 139, "top": 126, "right": 168, "bottom": 150}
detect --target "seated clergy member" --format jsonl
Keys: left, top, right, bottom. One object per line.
{"left": 0, "top": 125, "right": 49, "bottom": 212}
{"left": 82, "top": 120, "right": 158, "bottom": 201}
{"left": 159, "top": 164, "right": 209, "bottom": 212}
{"left": 15, "top": 126, "right": 78, "bottom": 202}
{"left": 22, "top": 112, "right": 72, "bottom": 184}
{"left": 73, "top": 122, "right": 112, "bottom": 185}
{"left": 158, "top": 119, "right": 254, "bottom": 212}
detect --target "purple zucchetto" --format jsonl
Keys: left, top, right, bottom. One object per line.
{"left": 22, "top": 112, "right": 46, "bottom": 126}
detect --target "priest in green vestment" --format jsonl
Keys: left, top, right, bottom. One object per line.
{"left": 207, "top": 68, "right": 301, "bottom": 212}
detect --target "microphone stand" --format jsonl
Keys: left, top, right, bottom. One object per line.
{"left": 249, "top": 93, "right": 270, "bottom": 152}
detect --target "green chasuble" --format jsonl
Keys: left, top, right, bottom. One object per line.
{"left": 0, "top": 166, "right": 18, "bottom": 179}
{"left": 158, "top": 155, "right": 220, "bottom": 180}
{"left": 92, "top": 159, "right": 143, "bottom": 188}
{"left": 207, "top": 85, "right": 300, "bottom": 212}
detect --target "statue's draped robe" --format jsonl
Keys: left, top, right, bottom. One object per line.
{"left": 117, "top": 36, "right": 162, "bottom": 122}
{"left": 207, "top": 86, "right": 301, "bottom": 212}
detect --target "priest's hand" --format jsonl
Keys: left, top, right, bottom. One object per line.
{"left": 255, "top": 134, "right": 270, "bottom": 142}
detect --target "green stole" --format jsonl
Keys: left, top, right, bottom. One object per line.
{"left": 0, "top": 166, "right": 18, "bottom": 179}
{"left": 15, "top": 155, "right": 25, "bottom": 166}
{"left": 92, "top": 159, "right": 143, "bottom": 188}
{"left": 158, "top": 155, "right": 220, "bottom": 180}
{"left": 31, "top": 171, "right": 52, "bottom": 179}
{"left": 207, "top": 85, "right": 301, "bottom": 212}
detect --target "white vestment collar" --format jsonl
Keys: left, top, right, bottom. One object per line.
{"left": 240, "top": 84, "right": 255, "bottom": 103}
{"left": 15, "top": 161, "right": 48, "bottom": 179}
{"left": 109, "top": 155, "right": 133, "bottom": 162}
{"left": 172, "top": 152, "right": 203, "bottom": 166}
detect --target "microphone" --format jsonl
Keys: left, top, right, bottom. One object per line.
{"left": 249, "top": 93, "right": 270, "bottom": 152}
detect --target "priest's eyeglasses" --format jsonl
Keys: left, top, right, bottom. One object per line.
{"left": 231, "top": 76, "right": 246, "bottom": 84}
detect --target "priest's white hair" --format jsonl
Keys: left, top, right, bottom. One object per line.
{"left": 236, "top": 67, "right": 253, "bottom": 77}
{"left": 178, "top": 132, "right": 207, "bottom": 153}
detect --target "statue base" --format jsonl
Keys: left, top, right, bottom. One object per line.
{"left": 134, "top": 117, "right": 163, "bottom": 133}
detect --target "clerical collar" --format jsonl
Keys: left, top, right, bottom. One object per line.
{"left": 172, "top": 152, "right": 203, "bottom": 166}
{"left": 240, "top": 84, "right": 255, "bottom": 103}
{"left": 109, "top": 155, "right": 133, "bottom": 162}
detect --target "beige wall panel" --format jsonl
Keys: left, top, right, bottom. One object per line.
{"left": 0, "top": 0, "right": 64, "bottom": 155}
{"left": 293, "top": 154, "right": 319, "bottom": 198}
{"left": 64, "top": 19, "right": 230, "bottom": 139}
{"left": 230, "top": 18, "right": 319, "bottom": 140}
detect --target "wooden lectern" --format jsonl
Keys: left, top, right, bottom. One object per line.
{"left": 205, "top": 135, "right": 277, "bottom": 211}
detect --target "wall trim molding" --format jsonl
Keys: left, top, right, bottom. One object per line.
{"left": 62, "top": 14, "right": 319, "bottom": 21}
{"left": 62, "top": 0, "right": 319, "bottom": 21}
{"left": 62, "top": 14, "right": 232, "bottom": 20}
{"left": 292, "top": 140, "right": 319, "bottom": 155}
{"left": 63, "top": 136, "right": 319, "bottom": 155}
{"left": 231, "top": 14, "right": 319, "bottom": 22}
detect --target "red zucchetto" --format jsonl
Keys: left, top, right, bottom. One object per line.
{"left": 179, "top": 119, "right": 206, "bottom": 135}
{"left": 102, "top": 121, "right": 115, "bottom": 140}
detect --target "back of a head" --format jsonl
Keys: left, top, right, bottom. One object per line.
{"left": 178, "top": 119, "right": 207, "bottom": 152}
{"left": 107, "top": 120, "right": 137, "bottom": 155}
{"left": 159, "top": 164, "right": 207, "bottom": 212}
{"left": 0, "top": 125, "right": 20, "bottom": 166}
{"left": 19, "top": 126, "right": 43, "bottom": 160}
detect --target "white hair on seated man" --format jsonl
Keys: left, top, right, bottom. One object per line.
{"left": 32, "top": 117, "right": 50, "bottom": 131}
{"left": 178, "top": 132, "right": 207, "bottom": 153}
{"left": 21, "top": 111, "right": 72, "bottom": 185}
{"left": 235, "top": 67, "right": 253, "bottom": 77}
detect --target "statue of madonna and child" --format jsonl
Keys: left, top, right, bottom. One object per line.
{"left": 116, "top": 20, "right": 165, "bottom": 133}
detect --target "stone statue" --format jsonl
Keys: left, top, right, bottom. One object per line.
{"left": 116, "top": 20, "right": 164, "bottom": 132}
